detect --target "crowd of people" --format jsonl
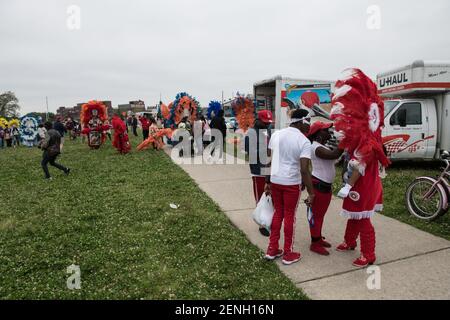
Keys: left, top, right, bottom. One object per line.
{"left": 246, "top": 69, "right": 388, "bottom": 268}
{"left": 3, "top": 68, "right": 386, "bottom": 269}
{"left": 0, "top": 124, "right": 20, "bottom": 148}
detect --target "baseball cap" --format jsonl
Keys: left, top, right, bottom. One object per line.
{"left": 257, "top": 110, "right": 273, "bottom": 124}
{"left": 308, "top": 121, "right": 333, "bottom": 137}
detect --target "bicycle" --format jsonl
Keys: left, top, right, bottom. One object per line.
{"left": 405, "top": 151, "right": 450, "bottom": 221}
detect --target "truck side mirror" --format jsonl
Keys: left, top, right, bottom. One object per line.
{"left": 397, "top": 109, "right": 407, "bottom": 127}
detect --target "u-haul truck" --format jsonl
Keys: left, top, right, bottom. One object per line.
{"left": 377, "top": 60, "right": 450, "bottom": 160}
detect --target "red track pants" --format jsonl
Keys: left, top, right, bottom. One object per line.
{"left": 252, "top": 176, "right": 266, "bottom": 205}
{"left": 344, "top": 219, "right": 376, "bottom": 261}
{"left": 309, "top": 187, "right": 332, "bottom": 239}
{"left": 268, "top": 183, "right": 300, "bottom": 254}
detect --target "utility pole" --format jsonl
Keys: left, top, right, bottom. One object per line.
{"left": 46, "top": 96, "right": 49, "bottom": 121}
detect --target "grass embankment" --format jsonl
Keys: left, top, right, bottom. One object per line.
{"left": 0, "top": 133, "right": 306, "bottom": 300}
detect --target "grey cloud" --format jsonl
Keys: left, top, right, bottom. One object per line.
{"left": 1, "top": 0, "right": 449, "bottom": 114}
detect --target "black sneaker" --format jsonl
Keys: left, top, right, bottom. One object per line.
{"left": 65, "top": 168, "right": 71, "bottom": 175}
{"left": 259, "top": 227, "right": 270, "bottom": 237}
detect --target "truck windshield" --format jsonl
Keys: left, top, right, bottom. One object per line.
{"left": 384, "top": 101, "right": 399, "bottom": 117}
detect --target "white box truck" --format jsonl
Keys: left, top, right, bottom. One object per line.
{"left": 377, "top": 60, "right": 450, "bottom": 160}
{"left": 253, "top": 76, "right": 334, "bottom": 129}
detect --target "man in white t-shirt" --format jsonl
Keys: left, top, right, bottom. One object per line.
{"left": 264, "top": 109, "right": 315, "bottom": 266}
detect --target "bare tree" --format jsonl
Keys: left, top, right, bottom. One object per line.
{"left": 0, "top": 91, "right": 20, "bottom": 117}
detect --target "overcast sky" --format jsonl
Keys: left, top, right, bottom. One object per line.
{"left": 1, "top": 0, "right": 449, "bottom": 115}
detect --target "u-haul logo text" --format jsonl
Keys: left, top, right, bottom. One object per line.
{"left": 379, "top": 73, "right": 409, "bottom": 88}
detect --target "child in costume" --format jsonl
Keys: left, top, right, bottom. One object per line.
{"left": 307, "top": 121, "right": 343, "bottom": 256}
{"left": 331, "top": 69, "right": 390, "bottom": 268}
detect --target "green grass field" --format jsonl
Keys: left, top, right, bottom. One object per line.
{"left": 0, "top": 134, "right": 306, "bottom": 300}
{"left": 381, "top": 162, "right": 450, "bottom": 240}
{"left": 1, "top": 132, "right": 449, "bottom": 300}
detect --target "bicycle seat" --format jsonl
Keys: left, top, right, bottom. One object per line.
{"left": 442, "top": 151, "right": 450, "bottom": 159}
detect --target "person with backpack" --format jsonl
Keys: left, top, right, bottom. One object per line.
{"left": 53, "top": 117, "right": 66, "bottom": 151}
{"left": 40, "top": 122, "right": 71, "bottom": 180}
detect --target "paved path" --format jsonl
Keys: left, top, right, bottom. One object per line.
{"left": 166, "top": 149, "right": 450, "bottom": 300}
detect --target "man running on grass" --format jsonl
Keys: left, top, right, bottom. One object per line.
{"left": 40, "top": 122, "right": 71, "bottom": 180}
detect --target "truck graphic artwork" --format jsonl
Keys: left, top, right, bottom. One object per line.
{"left": 253, "top": 77, "right": 334, "bottom": 129}
{"left": 383, "top": 134, "right": 435, "bottom": 156}
{"left": 281, "top": 84, "right": 331, "bottom": 110}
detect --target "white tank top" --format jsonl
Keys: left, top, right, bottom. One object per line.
{"left": 311, "top": 141, "right": 336, "bottom": 184}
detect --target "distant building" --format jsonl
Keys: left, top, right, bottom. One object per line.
{"left": 146, "top": 104, "right": 158, "bottom": 117}
{"left": 56, "top": 105, "right": 82, "bottom": 121}
{"left": 57, "top": 101, "right": 114, "bottom": 121}
{"left": 118, "top": 100, "right": 146, "bottom": 114}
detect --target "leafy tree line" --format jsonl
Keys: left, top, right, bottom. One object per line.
{"left": 0, "top": 91, "right": 20, "bottom": 118}
{"left": 0, "top": 91, "right": 55, "bottom": 121}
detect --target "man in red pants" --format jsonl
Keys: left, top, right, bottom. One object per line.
{"left": 264, "top": 109, "right": 315, "bottom": 266}
{"left": 331, "top": 69, "right": 390, "bottom": 268}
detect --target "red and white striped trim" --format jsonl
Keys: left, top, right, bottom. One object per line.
{"left": 340, "top": 208, "right": 376, "bottom": 220}
{"left": 378, "top": 82, "right": 450, "bottom": 95}
{"left": 374, "top": 204, "right": 384, "bottom": 212}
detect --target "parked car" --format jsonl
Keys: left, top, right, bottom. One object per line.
{"left": 225, "top": 117, "right": 238, "bottom": 131}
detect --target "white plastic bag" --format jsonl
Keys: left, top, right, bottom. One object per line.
{"left": 252, "top": 194, "right": 275, "bottom": 231}
{"left": 203, "top": 122, "right": 212, "bottom": 141}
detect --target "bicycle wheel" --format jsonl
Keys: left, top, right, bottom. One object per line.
{"left": 405, "top": 177, "right": 447, "bottom": 221}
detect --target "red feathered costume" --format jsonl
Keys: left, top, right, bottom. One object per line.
{"left": 331, "top": 69, "right": 390, "bottom": 267}
{"left": 80, "top": 101, "right": 110, "bottom": 149}
{"left": 112, "top": 115, "right": 131, "bottom": 154}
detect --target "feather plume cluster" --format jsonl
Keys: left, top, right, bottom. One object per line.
{"left": 331, "top": 69, "right": 390, "bottom": 173}
{"left": 232, "top": 95, "right": 255, "bottom": 133}
{"left": 80, "top": 101, "right": 108, "bottom": 127}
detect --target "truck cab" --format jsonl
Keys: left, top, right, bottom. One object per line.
{"left": 382, "top": 99, "right": 438, "bottom": 160}
{"left": 377, "top": 60, "right": 450, "bottom": 160}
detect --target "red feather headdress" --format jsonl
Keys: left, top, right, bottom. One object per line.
{"left": 331, "top": 69, "right": 390, "bottom": 174}
{"left": 80, "top": 101, "right": 108, "bottom": 127}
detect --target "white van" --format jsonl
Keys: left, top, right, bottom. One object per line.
{"left": 377, "top": 60, "right": 450, "bottom": 160}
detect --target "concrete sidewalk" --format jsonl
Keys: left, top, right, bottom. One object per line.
{"left": 167, "top": 150, "right": 450, "bottom": 300}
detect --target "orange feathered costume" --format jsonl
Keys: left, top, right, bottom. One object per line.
{"left": 137, "top": 128, "right": 173, "bottom": 151}
{"left": 232, "top": 95, "right": 255, "bottom": 133}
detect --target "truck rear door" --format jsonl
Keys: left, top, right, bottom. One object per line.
{"left": 383, "top": 101, "right": 432, "bottom": 160}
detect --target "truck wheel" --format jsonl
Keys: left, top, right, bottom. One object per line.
{"left": 405, "top": 177, "right": 447, "bottom": 221}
